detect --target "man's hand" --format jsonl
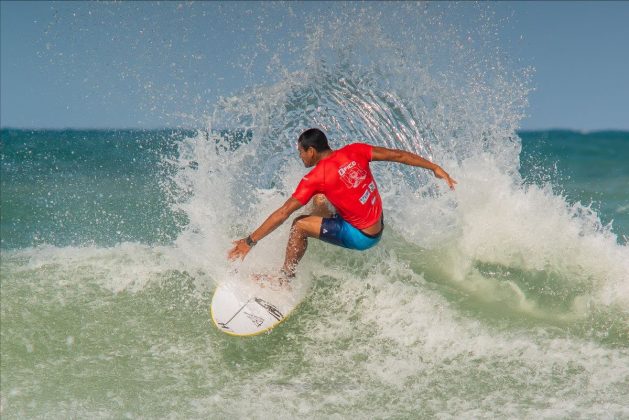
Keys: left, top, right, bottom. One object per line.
{"left": 433, "top": 166, "right": 457, "bottom": 190}
{"left": 228, "top": 239, "right": 252, "bottom": 261}
{"left": 371, "top": 145, "right": 457, "bottom": 190}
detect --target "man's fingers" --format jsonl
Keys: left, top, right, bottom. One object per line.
{"left": 228, "top": 239, "right": 251, "bottom": 261}
{"left": 227, "top": 240, "right": 241, "bottom": 255}
{"left": 435, "top": 167, "right": 457, "bottom": 190}
{"left": 228, "top": 251, "right": 243, "bottom": 262}
{"left": 227, "top": 243, "right": 241, "bottom": 260}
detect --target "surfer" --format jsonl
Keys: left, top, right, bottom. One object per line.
{"left": 228, "top": 128, "right": 456, "bottom": 278}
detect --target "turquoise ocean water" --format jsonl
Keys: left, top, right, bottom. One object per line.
{"left": 2, "top": 3, "right": 629, "bottom": 418}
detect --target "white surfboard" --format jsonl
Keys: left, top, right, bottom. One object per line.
{"left": 210, "top": 273, "right": 308, "bottom": 337}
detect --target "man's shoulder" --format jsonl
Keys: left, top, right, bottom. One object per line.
{"left": 344, "top": 142, "right": 372, "bottom": 149}
{"left": 341, "top": 141, "right": 367, "bottom": 148}
{"left": 339, "top": 142, "right": 372, "bottom": 158}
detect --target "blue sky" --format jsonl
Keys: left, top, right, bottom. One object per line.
{"left": 1, "top": 1, "right": 628, "bottom": 130}
{"left": 495, "top": 1, "right": 629, "bottom": 131}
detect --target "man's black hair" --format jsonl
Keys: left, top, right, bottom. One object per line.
{"left": 298, "top": 128, "right": 331, "bottom": 152}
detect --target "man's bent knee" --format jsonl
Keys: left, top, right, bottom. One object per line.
{"left": 291, "top": 215, "right": 322, "bottom": 238}
{"left": 291, "top": 215, "right": 310, "bottom": 235}
{"left": 292, "top": 215, "right": 309, "bottom": 227}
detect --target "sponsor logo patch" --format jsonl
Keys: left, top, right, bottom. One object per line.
{"left": 338, "top": 161, "right": 367, "bottom": 188}
{"left": 359, "top": 188, "right": 371, "bottom": 204}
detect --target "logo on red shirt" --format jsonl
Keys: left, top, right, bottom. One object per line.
{"left": 338, "top": 161, "right": 367, "bottom": 188}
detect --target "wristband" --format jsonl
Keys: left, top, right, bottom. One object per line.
{"left": 245, "top": 235, "right": 257, "bottom": 247}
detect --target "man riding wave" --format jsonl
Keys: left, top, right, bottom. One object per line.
{"left": 228, "top": 128, "right": 456, "bottom": 278}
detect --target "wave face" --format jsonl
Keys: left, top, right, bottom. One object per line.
{"left": 1, "top": 3, "right": 628, "bottom": 418}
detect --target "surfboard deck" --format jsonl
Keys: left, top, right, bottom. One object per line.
{"left": 210, "top": 273, "right": 306, "bottom": 337}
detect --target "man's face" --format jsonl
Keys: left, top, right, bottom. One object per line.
{"left": 298, "top": 143, "right": 315, "bottom": 168}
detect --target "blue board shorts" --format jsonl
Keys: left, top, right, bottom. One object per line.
{"left": 319, "top": 214, "right": 383, "bottom": 251}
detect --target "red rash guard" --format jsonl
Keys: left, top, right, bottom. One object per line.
{"left": 292, "top": 143, "right": 383, "bottom": 229}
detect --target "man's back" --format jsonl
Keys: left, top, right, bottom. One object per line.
{"left": 292, "top": 143, "right": 382, "bottom": 229}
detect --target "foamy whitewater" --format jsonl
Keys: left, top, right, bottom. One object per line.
{"left": 1, "top": 3, "right": 628, "bottom": 418}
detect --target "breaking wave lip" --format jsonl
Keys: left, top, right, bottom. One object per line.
{"left": 167, "top": 85, "right": 628, "bottom": 323}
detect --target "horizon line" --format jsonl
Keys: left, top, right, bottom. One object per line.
{"left": 2, "top": 126, "right": 629, "bottom": 134}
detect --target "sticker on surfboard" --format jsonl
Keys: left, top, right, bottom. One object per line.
{"left": 210, "top": 273, "right": 307, "bottom": 337}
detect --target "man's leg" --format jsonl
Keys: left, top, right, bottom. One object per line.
{"left": 282, "top": 195, "right": 333, "bottom": 277}
{"left": 282, "top": 215, "right": 323, "bottom": 277}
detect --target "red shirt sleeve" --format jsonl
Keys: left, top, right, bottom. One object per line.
{"left": 292, "top": 171, "right": 319, "bottom": 205}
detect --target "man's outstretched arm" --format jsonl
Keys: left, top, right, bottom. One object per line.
{"left": 371, "top": 146, "right": 457, "bottom": 190}
{"left": 228, "top": 197, "right": 303, "bottom": 261}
